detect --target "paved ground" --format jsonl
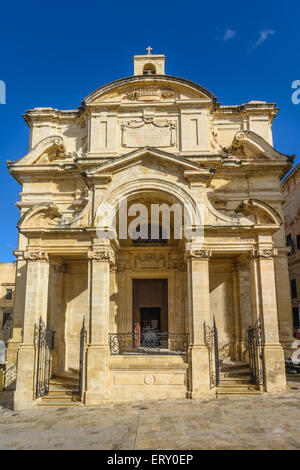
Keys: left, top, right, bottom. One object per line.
{"left": 1, "top": 377, "right": 300, "bottom": 450}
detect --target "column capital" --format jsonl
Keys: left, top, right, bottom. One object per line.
{"left": 186, "top": 249, "right": 212, "bottom": 260}
{"left": 23, "top": 250, "right": 49, "bottom": 262}
{"left": 250, "top": 248, "right": 278, "bottom": 260}
{"left": 53, "top": 263, "right": 71, "bottom": 274}
{"left": 87, "top": 247, "right": 115, "bottom": 264}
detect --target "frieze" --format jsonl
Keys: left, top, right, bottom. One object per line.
{"left": 134, "top": 253, "right": 166, "bottom": 269}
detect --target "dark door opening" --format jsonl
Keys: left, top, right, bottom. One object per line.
{"left": 133, "top": 279, "right": 168, "bottom": 336}
{"left": 140, "top": 307, "right": 161, "bottom": 330}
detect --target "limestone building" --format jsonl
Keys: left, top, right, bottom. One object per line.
{"left": 8, "top": 50, "right": 294, "bottom": 409}
{"left": 282, "top": 163, "right": 300, "bottom": 334}
{"left": 0, "top": 263, "right": 15, "bottom": 343}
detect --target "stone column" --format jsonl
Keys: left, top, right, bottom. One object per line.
{"left": 274, "top": 250, "right": 294, "bottom": 354}
{"left": 186, "top": 249, "right": 213, "bottom": 398}
{"left": 232, "top": 265, "right": 242, "bottom": 361}
{"left": 14, "top": 251, "right": 50, "bottom": 409}
{"left": 249, "top": 248, "right": 286, "bottom": 393}
{"left": 84, "top": 245, "right": 114, "bottom": 405}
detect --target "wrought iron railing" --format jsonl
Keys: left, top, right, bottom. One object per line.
{"left": 109, "top": 328, "right": 189, "bottom": 355}
{"left": 34, "top": 317, "right": 55, "bottom": 399}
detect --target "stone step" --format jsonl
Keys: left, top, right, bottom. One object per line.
{"left": 217, "top": 390, "right": 262, "bottom": 397}
{"left": 219, "top": 363, "right": 250, "bottom": 373}
{"left": 217, "top": 384, "right": 261, "bottom": 395}
{"left": 220, "top": 370, "right": 250, "bottom": 377}
{"left": 48, "top": 389, "right": 79, "bottom": 398}
{"left": 53, "top": 370, "right": 79, "bottom": 382}
{"left": 37, "top": 400, "right": 83, "bottom": 408}
{"left": 219, "top": 378, "right": 251, "bottom": 385}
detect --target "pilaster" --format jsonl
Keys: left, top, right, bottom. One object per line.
{"left": 249, "top": 248, "right": 286, "bottom": 393}
{"left": 14, "top": 250, "right": 50, "bottom": 409}
{"left": 84, "top": 243, "right": 115, "bottom": 405}
{"left": 186, "top": 249, "right": 213, "bottom": 398}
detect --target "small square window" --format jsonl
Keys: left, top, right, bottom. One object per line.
{"left": 287, "top": 234, "right": 295, "bottom": 255}
{"left": 293, "top": 307, "right": 300, "bottom": 328}
{"left": 5, "top": 289, "right": 12, "bottom": 300}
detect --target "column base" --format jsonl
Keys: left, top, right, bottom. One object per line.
{"left": 263, "top": 344, "right": 286, "bottom": 393}
{"left": 190, "top": 345, "right": 214, "bottom": 398}
{"left": 84, "top": 345, "right": 109, "bottom": 403}
{"left": 14, "top": 344, "right": 36, "bottom": 409}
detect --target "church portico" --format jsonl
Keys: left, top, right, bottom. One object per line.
{"left": 8, "top": 50, "right": 294, "bottom": 409}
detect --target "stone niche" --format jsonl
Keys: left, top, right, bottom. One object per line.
{"left": 121, "top": 119, "right": 176, "bottom": 148}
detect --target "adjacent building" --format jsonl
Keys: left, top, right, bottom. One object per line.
{"left": 282, "top": 163, "right": 300, "bottom": 335}
{"left": 0, "top": 263, "right": 15, "bottom": 343}
{"left": 7, "top": 51, "right": 295, "bottom": 409}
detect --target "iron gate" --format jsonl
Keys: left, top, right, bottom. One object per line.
{"left": 247, "top": 317, "right": 264, "bottom": 386}
{"left": 205, "top": 316, "right": 220, "bottom": 387}
{"left": 34, "top": 317, "right": 54, "bottom": 399}
{"left": 79, "top": 317, "right": 87, "bottom": 398}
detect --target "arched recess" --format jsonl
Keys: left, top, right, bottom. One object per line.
{"left": 235, "top": 199, "right": 282, "bottom": 226}
{"left": 94, "top": 178, "right": 203, "bottom": 244}
{"left": 18, "top": 203, "right": 62, "bottom": 230}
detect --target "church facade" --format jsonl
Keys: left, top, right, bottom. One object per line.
{"left": 8, "top": 51, "right": 294, "bottom": 409}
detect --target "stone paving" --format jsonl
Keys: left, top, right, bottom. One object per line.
{"left": 0, "top": 377, "right": 300, "bottom": 450}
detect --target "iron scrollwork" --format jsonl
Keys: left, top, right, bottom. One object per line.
{"left": 247, "top": 316, "right": 264, "bottom": 386}
{"left": 34, "top": 317, "right": 54, "bottom": 399}
{"left": 109, "top": 328, "right": 189, "bottom": 355}
{"left": 204, "top": 316, "right": 220, "bottom": 387}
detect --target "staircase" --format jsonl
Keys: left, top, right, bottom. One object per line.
{"left": 216, "top": 361, "right": 262, "bottom": 397}
{"left": 37, "top": 370, "right": 83, "bottom": 407}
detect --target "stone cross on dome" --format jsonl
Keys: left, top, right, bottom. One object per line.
{"left": 146, "top": 46, "right": 152, "bottom": 55}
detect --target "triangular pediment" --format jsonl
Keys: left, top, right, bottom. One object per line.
{"left": 83, "top": 146, "right": 215, "bottom": 186}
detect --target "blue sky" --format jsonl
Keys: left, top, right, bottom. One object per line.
{"left": 0, "top": 0, "right": 299, "bottom": 261}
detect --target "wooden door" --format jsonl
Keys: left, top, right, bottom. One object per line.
{"left": 133, "top": 279, "right": 168, "bottom": 333}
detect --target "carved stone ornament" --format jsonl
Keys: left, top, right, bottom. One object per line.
{"left": 134, "top": 253, "right": 166, "bottom": 269}
{"left": 250, "top": 248, "right": 278, "bottom": 259}
{"left": 125, "top": 87, "right": 176, "bottom": 102}
{"left": 24, "top": 251, "right": 49, "bottom": 262}
{"left": 121, "top": 118, "right": 176, "bottom": 148}
{"left": 186, "top": 250, "right": 212, "bottom": 260}
{"left": 87, "top": 249, "right": 115, "bottom": 264}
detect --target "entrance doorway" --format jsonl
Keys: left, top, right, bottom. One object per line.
{"left": 133, "top": 279, "right": 168, "bottom": 334}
